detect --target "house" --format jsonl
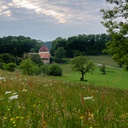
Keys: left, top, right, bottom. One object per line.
{"left": 26, "top": 46, "right": 51, "bottom": 64}
{"left": 39, "top": 46, "right": 51, "bottom": 64}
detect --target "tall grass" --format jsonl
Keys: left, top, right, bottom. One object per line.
{"left": 0, "top": 70, "right": 128, "bottom": 128}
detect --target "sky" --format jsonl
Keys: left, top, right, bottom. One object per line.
{"left": 0, "top": 0, "right": 112, "bottom": 41}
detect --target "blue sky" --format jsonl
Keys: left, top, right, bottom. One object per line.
{"left": 0, "top": 0, "right": 111, "bottom": 41}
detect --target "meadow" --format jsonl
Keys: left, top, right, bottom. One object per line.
{"left": 0, "top": 69, "right": 128, "bottom": 128}
{"left": 57, "top": 55, "right": 128, "bottom": 89}
{"left": 0, "top": 56, "right": 128, "bottom": 128}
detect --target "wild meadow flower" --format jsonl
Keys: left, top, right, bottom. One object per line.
{"left": 22, "top": 89, "right": 28, "bottom": 92}
{"left": 84, "top": 96, "right": 94, "bottom": 100}
{"left": 5, "top": 91, "right": 12, "bottom": 94}
{"left": 80, "top": 116, "right": 84, "bottom": 119}
{"left": 0, "top": 77, "right": 6, "bottom": 81}
{"left": 9, "top": 95, "right": 18, "bottom": 100}
{"left": 12, "top": 92, "right": 17, "bottom": 95}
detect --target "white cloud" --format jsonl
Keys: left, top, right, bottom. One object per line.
{"left": 0, "top": 0, "right": 105, "bottom": 24}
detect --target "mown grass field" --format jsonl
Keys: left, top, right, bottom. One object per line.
{"left": 0, "top": 56, "right": 128, "bottom": 128}
{"left": 58, "top": 64, "right": 128, "bottom": 89}
{"left": 87, "top": 55, "right": 118, "bottom": 67}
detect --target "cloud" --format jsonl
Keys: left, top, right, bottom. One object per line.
{"left": 0, "top": 0, "right": 106, "bottom": 24}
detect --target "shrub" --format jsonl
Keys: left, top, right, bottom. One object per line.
{"left": 48, "top": 64, "right": 62, "bottom": 76}
{"left": 99, "top": 64, "right": 106, "bottom": 74}
{"left": 19, "top": 59, "right": 39, "bottom": 75}
{"left": 2, "top": 62, "right": 17, "bottom": 72}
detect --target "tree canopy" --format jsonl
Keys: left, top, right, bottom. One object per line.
{"left": 100, "top": 0, "right": 128, "bottom": 70}
{"left": 50, "top": 34, "right": 111, "bottom": 58}
{"left": 71, "top": 56, "right": 95, "bottom": 81}
{"left": 0, "top": 36, "right": 42, "bottom": 57}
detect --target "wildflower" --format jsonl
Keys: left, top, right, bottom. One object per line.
{"left": 84, "top": 96, "right": 94, "bottom": 100}
{"left": 16, "top": 116, "right": 20, "bottom": 119}
{"left": 21, "top": 117, "right": 23, "bottom": 119}
{"left": 11, "top": 118, "right": 14, "bottom": 121}
{"left": 33, "top": 104, "right": 36, "bottom": 107}
{"left": 5, "top": 91, "right": 12, "bottom": 94}
{"left": 22, "top": 89, "right": 28, "bottom": 92}
{"left": 13, "top": 121, "right": 16, "bottom": 124}
{"left": 80, "top": 116, "right": 84, "bottom": 119}
{"left": 12, "top": 92, "right": 17, "bottom": 95}
{"left": 9, "top": 95, "right": 18, "bottom": 100}
{"left": 4, "top": 116, "right": 7, "bottom": 119}
{"left": 18, "top": 106, "right": 21, "bottom": 109}
{"left": 0, "top": 77, "right": 6, "bottom": 81}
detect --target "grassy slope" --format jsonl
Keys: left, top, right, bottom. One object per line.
{"left": 0, "top": 70, "right": 128, "bottom": 128}
{"left": 87, "top": 55, "right": 118, "bottom": 67}
{"left": 57, "top": 56, "right": 128, "bottom": 89}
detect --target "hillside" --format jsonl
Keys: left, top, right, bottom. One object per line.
{"left": 0, "top": 70, "right": 128, "bottom": 128}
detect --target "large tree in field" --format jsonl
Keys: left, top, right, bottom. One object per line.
{"left": 71, "top": 56, "right": 95, "bottom": 81}
{"left": 100, "top": 0, "right": 128, "bottom": 70}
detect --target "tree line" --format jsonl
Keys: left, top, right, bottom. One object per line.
{"left": 50, "top": 33, "right": 111, "bottom": 58}
{"left": 0, "top": 35, "right": 42, "bottom": 57}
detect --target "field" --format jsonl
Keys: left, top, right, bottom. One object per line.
{"left": 58, "top": 64, "right": 128, "bottom": 89}
{"left": 0, "top": 56, "right": 128, "bottom": 128}
{"left": 57, "top": 55, "right": 128, "bottom": 89}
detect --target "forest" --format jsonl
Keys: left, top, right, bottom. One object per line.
{"left": 0, "top": 35, "right": 42, "bottom": 57}
{"left": 0, "top": 34, "right": 111, "bottom": 58}
{"left": 50, "top": 33, "right": 111, "bottom": 58}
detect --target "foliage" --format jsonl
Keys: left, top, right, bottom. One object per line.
{"left": 99, "top": 64, "right": 106, "bottom": 74}
{"left": 100, "top": 0, "right": 128, "bottom": 70}
{"left": 50, "top": 34, "right": 111, "bottom": 58}
{"left": 48, "top": 64, "right": 62, "bottom": 76}
{"left": 40, "top": 65, "right": 49, "bottom": 76}
{"left": 30, "top": 54, "right": 44, "bottom": 66}
{"left": 71, "top": 56, "right": 95, "bottom": 81}
{"left": 19, "top": 59, "right": 39, "bottom": 75}
{"left": 50, "top": 37, "right": 67, "bottom": 56}
{"left": 0, "top": 36, "right": 42, "bottom": 57}
{"left": 0, "top": 53, "right": 16, "bottom": 64}
{"left": 2, "top": 62, "right": 17, "bottom": 72}
{"left": 54, "top": 47, "right": 66, "bottom": 63}
{"left": 0, "top": 70, "right": 128, "bottom": 128}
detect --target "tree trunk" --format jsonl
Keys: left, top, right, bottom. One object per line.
{"left": 80, "top": 72, "right": 84, "bottom": 81}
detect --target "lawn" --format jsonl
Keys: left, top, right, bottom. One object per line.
{"left": 58, "top": 64, "right": 128, "bottom": 89}
{"left": 57, "top": 56, "right": 128, "bottom": 89}
{"left": 87, "top": 55, "right": 118, "bottom": 67}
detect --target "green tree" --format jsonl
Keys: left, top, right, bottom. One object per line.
{"left": 101, "top": 0, "right": 128, "bottom": 70}
{"left": 50, "top": 37, "right": 67, "bottom": 56}
{"left": 48, "top": 64, "right": 62, "bottom": 76}
{"left": 71, "top": 56, "right": 95, "bottom": 81}
{"left": 0, "top": 59, "right": 3, "bottom": 69}
{"left": 30, "top": 54, "right": 44, "bottom": 66}
{"left": 3, "top": 62, "right": 17, "bottom": 72}
{"left": 19, "top": 59, "right": 38, "bottom": 75}
{"left": 40, "top": 65, "right": 49, "bottom": 76}
{"left": 54, "top": 47, "right": 66, "bottom": 63}
{"left": 0, "top": 53, "right": 16, "bottom": 64}
{"left": 99, "top": 64, "right": 106, "bottom": 74}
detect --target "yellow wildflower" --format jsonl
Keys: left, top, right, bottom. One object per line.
{"left": 80, "top": 116, "right": 84, "bottom": 119}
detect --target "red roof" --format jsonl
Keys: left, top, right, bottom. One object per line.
{"left": 39, "top": 46, "right": 49, "bottom": 51}
{"left": 39, "top": 53, "right": 50, "bottom": 59}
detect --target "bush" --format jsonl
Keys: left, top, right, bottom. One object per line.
{"left": 99, "top": 64, "right": 106, "bottom": 74}
{"left": 3, "top": 62, "right": 17, "bottom": 72}
{"left": 19, "top": 59, "right": 39, "bottom": 75}
{"left": 48, "top": 64, "right": 62, "bottom": 76}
